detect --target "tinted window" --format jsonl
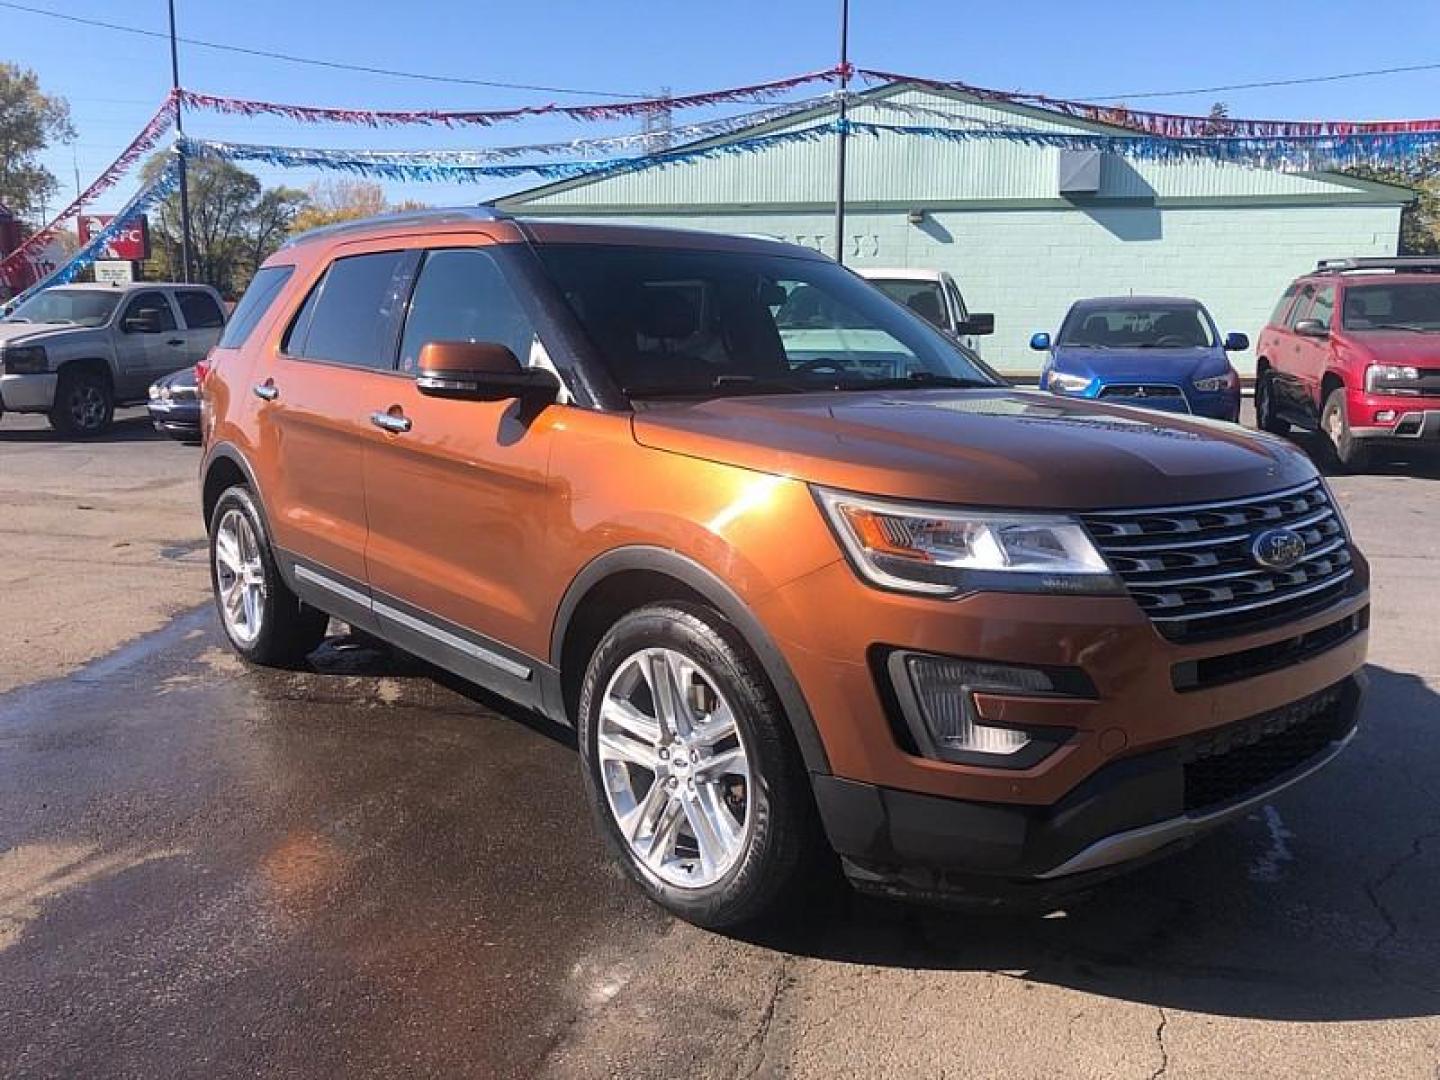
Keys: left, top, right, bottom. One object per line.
{"left": 1269, "top": 284, "right": 1299, "bottom": 326}
{"left": 176, "top": 290, "right": 224, "bottom": 330}
{"left": 1342, "top": 281, "right": 1440, "bottom": 331}
{"left": 1058, "top": 302, "right": 1214, "bottom": 348}
{"left": 1309, "top": 285, "right": 1336, "bottom": 331}
{"left": 536, "top": 245, "right": 996, "bottom": 397}
{"left": 287, "top": 251, "right": 410, "bottom": 370}
{"left": 219, "top": 266, "right": 293, "bottom": 349}
{"left": 399, "top": 249, "right": 537, "bottom": 373}
{"left": 122, "top": 291, "right": 177, "bottom": 332}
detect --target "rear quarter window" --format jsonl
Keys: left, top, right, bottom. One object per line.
{"left": 218, "top": 266, "right": 294, "bottom": 349}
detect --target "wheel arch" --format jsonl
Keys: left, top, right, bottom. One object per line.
{"left": 56, "top": 356, "right": 113, "bottom": 385}
{"left": 551, "top": 546, "right": 831, "bottom": 775}
{"left": 1321, "top": 369, "right": 1346, "bottom": 400}
{"left": 202, "top": 442, "right": 265, "bottom": 532}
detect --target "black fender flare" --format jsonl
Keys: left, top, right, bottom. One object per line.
{"left": 551, "top": 545, "right": 831, "bottom": 775}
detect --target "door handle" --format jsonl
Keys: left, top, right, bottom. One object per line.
{"left": 370, "top": 410, "right": 412, "bottom": 434}
{"left": 253, "top": 382, "right": 279, "bottom": 401}
{"left": 166, "top": 338, "right": 185, "bottom": 347}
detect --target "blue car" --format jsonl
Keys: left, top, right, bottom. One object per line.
{"left": 1031, "top": 297, "right": 1245, "bottom": 422}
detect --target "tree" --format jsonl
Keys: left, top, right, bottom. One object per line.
{"left": 0, "top": 63, "right": 75, "bottom": 219}
{"left": 141, "top": 155, "right": 306, "bottom": 295}
{"left": 1344, "top": 161, "right": 1440, "bottom": 255}
{"left": 289, "top": 178, "right": 430, "bottom": 234}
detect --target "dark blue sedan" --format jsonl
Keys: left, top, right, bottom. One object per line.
{"left": 1031, "top": 297, "right": 1245, "bottom": 422}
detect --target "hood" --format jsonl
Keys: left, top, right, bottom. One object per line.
{"left": 1050, "top": 345, "right": 1223, "bottom": 383}
{"left": 1339, "top": 330, "right": 1440, "bottom": 364}
{"left": 0, "top": 321, "right": 93, "bottom": 348}
{"left": 632, "top": 389, "right": 1314, "bottom": 510}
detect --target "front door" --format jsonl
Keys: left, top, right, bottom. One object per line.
{"left": 249, "top": 246, "right": 416, "bottom": 624}
{"left": 115, "top": 289, "right": 185, "bottom": 396}
{"left": 362, "top": 245, "right": 562, "bottom": 706}
{"left": 1289, "top": 283, "right": 1335, "bottom": 427}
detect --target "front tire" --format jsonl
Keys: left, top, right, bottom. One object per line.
{"left": 1255, "top": 371, "right": 1289, "bottom": 435}
{"left": 1321, "top": 387, "right": 1372, "bottom": 472}
{"left": 208, "top": 485, "right": 329, "bottom": 666}
{"left": 48, "top": 366, "right": 114, "bottom": 436}
{"left": 577, "top": 603, "right": 821, "bottom": 929}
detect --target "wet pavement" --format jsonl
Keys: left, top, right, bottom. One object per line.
{"left": 2, "top": 415, "right": 1439, "bottom": 1077}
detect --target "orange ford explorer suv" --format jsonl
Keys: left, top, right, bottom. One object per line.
{"left": 200, "top": 209, "right": 1368, "bottom": 927}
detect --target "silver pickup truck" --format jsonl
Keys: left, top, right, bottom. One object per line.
{"left": 0, "top": 282, "right": 226, "bottom": 435}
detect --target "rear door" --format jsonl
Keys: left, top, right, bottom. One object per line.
{"left": 250, "top": 245, "right": 418, "bottom": 625}
{"left": 172, "top": 288, "right": 227, "bottom": 365}
{"left": 361, "top": 244, "right": 563, "bottom": 706}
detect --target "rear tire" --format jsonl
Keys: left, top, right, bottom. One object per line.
{"left": 208, "top": 484, "right": 329, "bottom": 666}
{"left": 48, "top": 366, "right": 114, "bottom": 436}
{"left": 1255, "top": 371, "right": 1289, "bottom": 435}
{"left": 577, "top": 602, "right": 824, "bottom": 929}
{"left": 1321, "top": 387, "right": 1372, "bottom": 472}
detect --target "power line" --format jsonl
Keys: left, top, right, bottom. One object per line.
{"left": 1082, "top": 60, "right": 1440, "bottom": 102}
{"left": 0, "top": 0, "right": 648, "bottom": 98}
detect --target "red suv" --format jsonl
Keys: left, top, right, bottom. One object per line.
{"left": 1256, "top": 257, "right": 1440, "bottom": 469}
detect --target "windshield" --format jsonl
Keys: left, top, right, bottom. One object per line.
{"left": 866, "top": 279, "right": 949, "bottom": 330}
{"left": 1342, "top": 282, "right": 1440, "bottom": 332}
{"left": 3, "top": 288, "right": 121, "bottom": 328}
{"left": 1059, "top": 303, "right": 1215, "bottom": 349}
{"left": 534, "top": 245, "right": 997, "bottom": 398}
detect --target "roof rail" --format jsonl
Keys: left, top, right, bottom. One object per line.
{"left": 1315, "top": 257, "right": 1440, "bottom": 274}
{"left": 279, "top": 205, "right": 510, "bottom": 250}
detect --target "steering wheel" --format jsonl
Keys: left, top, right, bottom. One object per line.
{"left": 1153, "top": 335, "right": 1191, "bottom": 348}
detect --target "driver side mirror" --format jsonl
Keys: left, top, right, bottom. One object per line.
{"left": 1293, "top": 319, "right": 1328, "bottom": 339}
{"left": 1029, "top": 331, "right": 1052, "bottom": 351}
{"left": 957, "top": 312, "right": 994, "bottom": 336}
{"left": 123, "top": 310, "right": 162, "bottom": 334}
{"left": 415, "top": 341, "right": 559, "bottom": 403}
{"left": 1223, "top": 331, "right": 1249, "bottom": 351}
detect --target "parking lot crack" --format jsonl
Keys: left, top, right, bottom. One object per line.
{"left": 735, "top": 956, "right": 792, "bottom": 1079}
{"left": 1364, "top": 825, "right": 1440, "bottom": 962}
{"left": 1147, "top": 1007, "right": 1169, "bottom": 1080}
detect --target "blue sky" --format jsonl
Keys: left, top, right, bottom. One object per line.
{"left": 13, "top": 0, "right": 1440, "bottom": 215}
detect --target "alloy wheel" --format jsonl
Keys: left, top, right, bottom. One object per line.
{"left": 213, "top": 508, "right": 267, "bottom": 646}
{"left": 597, "top": 647, "right": 752, "bottom": 889}
{"left": 70, "top": 384, "right": 106, "bottom": 432}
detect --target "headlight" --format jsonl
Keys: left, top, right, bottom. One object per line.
{"left": 814, "top": 487, "right": 1122, "bottom": 597}
{"left": 1193, "top": 369, "right": 1238, "bottom": 392}
{"left": 1046, "top": 370, "right": 1092, "bottom": 394}
{"left": 1365, "top": 364, "right": 1421, "bottom": 394}
{"left": 148, "top": 383, "right": 163, "bottom": 401}
{"left": 1, "top": 345, "right": 48, "bottom": 374}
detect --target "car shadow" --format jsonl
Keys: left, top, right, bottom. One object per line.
{"left": 0, "top": 414, "right": 167, "bottom": 444}
{"left": 1275, "top": 427, "right": 1440, "bottom": 481}
{"left": 299, "top": 625, "right": 1440, "bottom": 1023}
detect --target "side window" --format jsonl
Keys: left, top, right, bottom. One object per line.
{"left": 1309, "top": 285, "right": 1336, "bottom": 331}
{"left": 1269, "top": 283, "right": 1299, "bottom": 326}
{"left": 176, "top": 290, "right": 225, "bottom": 330}
{"left": 218, "top": 266, "right": 293, "bottom": 349}
{"left": 284, "top": 251, "right": 411, "bottom": 370}
{"left": 1287, "top": 285, "right": 1317, "bottom": 329}
{"left": 121, "top": 290, "right": 177, "bottom": 333}
{"left": 398, "top": 248, "right": 538, "bottom": 374}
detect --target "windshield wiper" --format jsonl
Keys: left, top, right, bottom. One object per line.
{"left": 839, "top": 372, "right": 995, "bottom": 391}
{"left": 1368, "top": 322, "right": 1434, "bottom": 333}
{"left": 624, "top": 374, "right": 807, "bottom": 399}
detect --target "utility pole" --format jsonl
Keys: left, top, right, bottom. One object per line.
{"left": 832, "top": 0, "right": 850, "bottom": 264}
{"left": 168, "top": 0, "right": 193, "bottom": 283}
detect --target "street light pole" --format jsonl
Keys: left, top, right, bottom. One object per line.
{"left": 832, "top": 0, "right": 850, "bottom": 265}
{"left": 168, "top": 0, "right": 193, "bottom": 283}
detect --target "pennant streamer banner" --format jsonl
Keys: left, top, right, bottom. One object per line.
{"left": 0, "top": 95, "right": 177, "bottom": 280}
{"left": 857, "top": 68, "right": 1440, "bottom": 140}
{"left": 177, "top": 69, "right": 845, "bottom": 129}
{"left": 10, "top": 157, "right": 183, "bottom": 307}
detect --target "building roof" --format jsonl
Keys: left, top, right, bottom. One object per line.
{"left": 500, "top": 82, "right": 1415, "bottom": 214}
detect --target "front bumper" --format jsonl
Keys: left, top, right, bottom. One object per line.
{"left": 1348, "top": 405, "right": 1440, "bottom": 442}
{"left": 147, "top": 400, "right": 201, "bottom": 441}
{"left": 0, "top": 372, "right": 57, "bottom": 412}
{"left": 1055, "top": 382, "right": 1240, "bottom": 422}
{"left": 816, "top": 676, "right": 1362, "bottom": 899}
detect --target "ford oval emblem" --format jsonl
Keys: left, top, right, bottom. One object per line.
{"left": 1252, "top": 527, "right": 1306, "bottom": 571}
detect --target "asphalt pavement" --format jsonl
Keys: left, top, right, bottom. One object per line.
{"left": 1, "top": 407, "right": 1438, "bottom": 1079}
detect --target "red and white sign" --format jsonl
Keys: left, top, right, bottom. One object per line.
{"left": 77, "top": 214, "right": 150, "bottom": 262}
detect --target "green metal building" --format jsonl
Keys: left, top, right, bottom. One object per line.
{"left": 500, "top": 83, "right": 1412, "bottom": 376}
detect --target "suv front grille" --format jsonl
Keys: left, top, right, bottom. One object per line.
{"left": 1081, "top": 480, "right": 1353, "bottom": 642}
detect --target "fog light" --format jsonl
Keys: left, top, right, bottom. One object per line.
{"left": 1376, "top": 410, "right": 1396, "bottom": 423}
{"left": 902, "top": 655, "right": 1051, "bottom": 755}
